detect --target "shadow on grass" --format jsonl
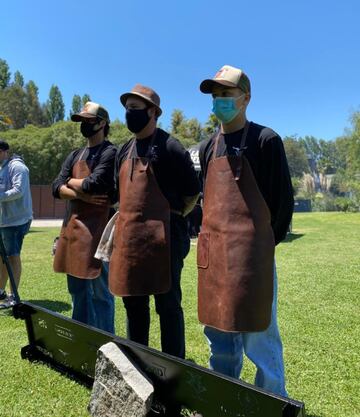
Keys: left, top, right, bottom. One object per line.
{"left": 0, "top": 308, "right": 14, "bottom": 316}
{"left": 28, "top": 229, "right": 44, "bottom": 233}
{"left": 306, "top": 414, "right": 323, "bottom": 417}
{"left": 27, "top": 299, "right": 71, "bottom": 313}
{"left": 283, "top": 233, "right": 304, "bottom": 243}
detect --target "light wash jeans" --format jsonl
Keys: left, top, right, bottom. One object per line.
{"left": 67, "top": 262, "right": 115, "bottom": 334}
{"left": 204, "top": 264, "right": 287, "bottom": 397}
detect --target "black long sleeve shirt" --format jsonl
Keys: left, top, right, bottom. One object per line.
{"left": 114, "top": 128, "right": 201, "bottom": 212}
{"left": 199, "top": 122, "right": 294, "bottom": 245}
{"left": 52, "top": 140, "right": 117, "bottom": 198}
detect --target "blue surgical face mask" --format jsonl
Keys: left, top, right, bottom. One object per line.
{"left": 212, "top": 95, "right": 244, "bottom": 124}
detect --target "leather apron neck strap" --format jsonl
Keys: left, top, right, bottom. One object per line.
{"left": 127, "top": 128, "right": 158, "bottom": 160}
{"left": 212, "top": 121, "right": 250, "bottom": 160}
{"left": 76, "top": 140, "right": 107, "bottom": 163}
{"left": 77, "top": 147, "right": 87, "bottom": 162}
{"left": 127, "top": 128, "right": 158, "bottom": 181}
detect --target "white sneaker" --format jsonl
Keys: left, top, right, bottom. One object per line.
{"left": 0, "top": 294, "right": 16, "bottom": 309}
{"left": 7, "top": 294, "right": 16, "bottom": 306}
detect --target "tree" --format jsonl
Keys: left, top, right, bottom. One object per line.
{"left": 334, "top": 136, "right": 351, "bottom": 171}
{"left": 186, "top": 118, "right": 202, "bottom": 142}
{"left": 82, "top": 94, "right": 91, "bottom": 106}
{"left": 41, "top": 103, "right": 51, "bottom": 126}
{"left": 316, "top": 139, "right": 338, "bottom": 174}
{"left": 108, "top": 119, "right": 131, "bottom": 145}
{"left": 13, "top": 70, "right": 24, "bottom": 87}
{"left": 202, "top": 113, "right": 220, "bottom": 137}
{"left": 170, "top": 109, "right": 185, "bottom": 136}
{"left": 71, "top": 94, "right": 82, "bottom": 116}
{"left": 0, "top": 85, "right": 28, "bottom": 129}
{"left": 299, "top": 135, "right": 340, "bottom": 175}
{"left": 283, "top": 136, "right": 310, "bottom": 177}
{"left": 329, "top": 171, "right": 348, "bottom": 196}
{"left": 0, "top": 113, "right": 13, "bottom": 131}
{"left": 25, "top": 80, "right": 44, "bottom": 126}
{"left": 46, "top": 84, "right": 65, "bottom": 124}
{"left": 346, "top": 111, "right": 360, "bottom": 175}
{"left": 299, "top": 135, "right": 320, "bottom": 168}
{"left": 1, "top": 121, "right": 84, "bottom": 183}
{"left": 170, "top": 109, "right": 202, "bottom": 147}
{"left": 0, "top": 59, "right": 11, "bottom": 90}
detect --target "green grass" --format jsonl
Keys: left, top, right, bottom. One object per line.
{"left": 0, "top": 213, "right": 359, "bottom": 417}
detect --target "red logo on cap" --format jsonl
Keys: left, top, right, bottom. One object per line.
{"left": 214, "top": 69, "right": 226, "bottom": 79}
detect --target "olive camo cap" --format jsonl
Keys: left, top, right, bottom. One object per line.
{"left": 120, "top": 84, "right": 162, "bottom": 116}
{"left": 71, "top": 101, "right": 110, "bottom": 123}
{"left": 200, "top": 65, "right": 251, "bottom": 94}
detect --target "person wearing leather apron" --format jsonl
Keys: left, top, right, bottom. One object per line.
{"left": 109, "top": 84, "right": 200, "bottom": 359}
{"left": 198, "top": 65, "right": 294, "bottom": 396}
{"left": 52, "top": 102, "right": 117, "bottom": 333}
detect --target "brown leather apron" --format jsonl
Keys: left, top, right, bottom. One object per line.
{"left": 53, "top": 144, "right": 110, "bottom": 279}
{"left": 197, "top": 122, "right": 275, "bottom": 332}
{"left": 109, "top": 132, "right": 171, "bottom": 296}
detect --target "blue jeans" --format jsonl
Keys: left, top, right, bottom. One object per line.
{"left": 122, "top": 215, "right": 190, "bottom": 359}
{"left": 67, "top": 262, "right": 115, "bottom": 333}
{"left": 0, "top": 220, "right": 31, "bottom": 256}
{"left": 204, "top": 264, "right": 287, "bottom": 397}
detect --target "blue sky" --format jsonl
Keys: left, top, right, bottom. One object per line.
{"left": 1, "top": 0, "right": 360, "bottom": 140}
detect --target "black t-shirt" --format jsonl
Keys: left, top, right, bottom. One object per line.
{"left": 114, "top": 128, "right": 201, "bottom": 212}
{"left": 52, "top": 140, "right": 117, "bottom": 198}
{"left": 199, "top": 122, "right": 294, "bottom": 245}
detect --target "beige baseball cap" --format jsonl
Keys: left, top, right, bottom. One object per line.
{"left": 71, "top": 101, "right": 110, "bottom": 123}
{"left": 120, "top": 84, "right": 162, "bottom": 116}
{"left": 200, "top": 65, "right": 251, "bottom": 94}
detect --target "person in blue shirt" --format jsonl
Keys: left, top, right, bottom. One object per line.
{"left": 0, "top": 139, "right": 32, "bottom": 309}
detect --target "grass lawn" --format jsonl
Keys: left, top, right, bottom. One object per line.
{"left": 0, "top": 212, "right": 359, "bottom": 417}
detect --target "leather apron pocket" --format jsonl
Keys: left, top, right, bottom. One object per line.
{"left": 197, "top": 232, "right": 210, "bottom": 269}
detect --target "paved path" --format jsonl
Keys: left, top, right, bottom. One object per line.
{"left": 31, "top": 219, "right": 63, "bottom": 227}
{"left": 30, "top": 220, "right": 200, "bottom": 246}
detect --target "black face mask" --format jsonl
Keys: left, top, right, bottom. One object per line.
{"left": 80, "top": 122, "right": 103, "bottom": 138}
{"left": 125, "top": 108, "right": 150, "bottom": 133}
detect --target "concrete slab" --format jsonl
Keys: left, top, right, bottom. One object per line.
{"left": 31, "top": 219, "right": 63, "bottom": 227}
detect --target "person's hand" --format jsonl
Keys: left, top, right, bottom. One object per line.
{"left": 77, "top": 192, "right": 109, "bottom": 206}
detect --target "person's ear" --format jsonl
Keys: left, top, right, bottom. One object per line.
{"left": 244, "top": 94, "right": 251, "bottom": 105}
{"left": 148, "top": 106, "right": 157, "bottom": 120}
